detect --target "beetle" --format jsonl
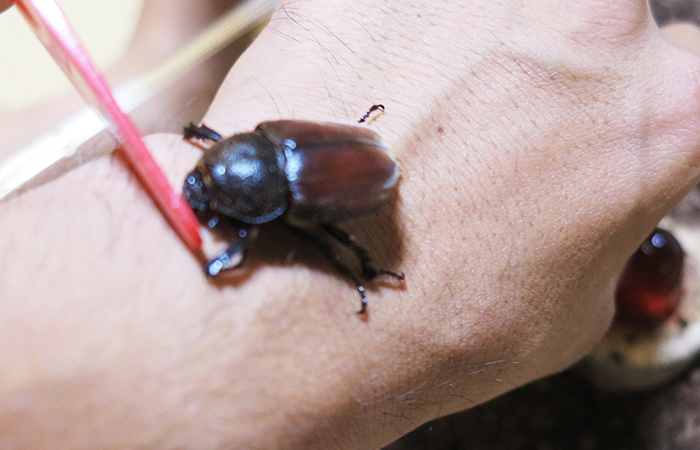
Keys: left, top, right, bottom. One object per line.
{"left": 183, "top": 105, "right": 403, "bottom": 314}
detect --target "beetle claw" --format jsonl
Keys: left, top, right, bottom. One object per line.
{"left": 356, "top": 287, "right": 368, "bottom": 315}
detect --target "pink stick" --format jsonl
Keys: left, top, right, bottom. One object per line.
{"left": 12, "top": 0, "right": 202, "bottom": 252}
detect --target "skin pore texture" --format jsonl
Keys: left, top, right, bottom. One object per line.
{"left": 2, "top": 0, "right": 700, "bottom": 449}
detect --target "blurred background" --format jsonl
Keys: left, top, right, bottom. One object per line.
{"left": 0, "top": 0, "right": 143, "bottom": 111}
{"left": 0, "top": 0, "right": 266, "bottom": 199}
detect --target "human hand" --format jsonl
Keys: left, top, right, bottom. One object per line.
{"left": 2, "top": 0, "right": 700, "bottom": 449}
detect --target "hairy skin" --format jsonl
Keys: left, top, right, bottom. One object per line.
{"left": 2, "top": 0, "right": 700, "bottom": 448}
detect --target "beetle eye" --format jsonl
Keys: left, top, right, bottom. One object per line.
{"left": 615, "top": 228, "right": 684, "bottom": 327}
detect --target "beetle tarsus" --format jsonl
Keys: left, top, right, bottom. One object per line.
{"left": 321, "top": 223, "right": 403, "bottom": 282}
{"left": 372, "top": 268, "right": 405, "bottom": 281}
{"left": 184, "top": 123, "right": 224, "bottom": 142}
{"left": 357, "top": 287, "right": 368, "bottom": 315}
{"left": 357, "top": 104, "right": 385, "bottom": 124}
{"left": 204, "top": 232, "right": 250, "bottom": 276}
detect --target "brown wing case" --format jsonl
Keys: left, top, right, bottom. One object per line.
{"left": 257, "top": 120, "right": 399, "bottom": 222}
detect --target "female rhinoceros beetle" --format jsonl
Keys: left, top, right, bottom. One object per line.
{"left": 183, "top": 105, "right": 403, "bottom": 314}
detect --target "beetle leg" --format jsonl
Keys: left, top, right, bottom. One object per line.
{"left": 193, "top": 209, "right": 222, "bottom": 229}
{"left": 357, "top": 104, "right": 385, "bottom": 124}
{"left": 205, "top": 226, "right": 253, "bottom": 276}
{"left": 321, "top": 223, "right": 405, "bottom": 282}
{"left": 183, "top": 122, "right": 224, "bottom": 142}
{"left": 283, "top": 221, "right": 370, "bottom": 314}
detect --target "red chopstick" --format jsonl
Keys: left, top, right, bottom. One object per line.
{"left": 12, "top": 0, "right": 202, "bottom": 252}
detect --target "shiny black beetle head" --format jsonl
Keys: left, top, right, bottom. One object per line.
{"left": 183, "top": 167, "right": 210, "bottom": 213}
{"left": 183, "top": 132, "right": 289, "bottom": 225}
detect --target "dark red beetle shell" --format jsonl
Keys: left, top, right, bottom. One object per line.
{"left": 257, "top": 120, "right": 399, "bottom": 223}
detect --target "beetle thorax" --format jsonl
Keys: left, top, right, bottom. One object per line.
{"left": 197, "top": 132, "right": 288, "bottom": 224}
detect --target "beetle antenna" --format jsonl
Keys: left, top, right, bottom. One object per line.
{"left": 357, "top": 104, "right": 385, "bottom": 124}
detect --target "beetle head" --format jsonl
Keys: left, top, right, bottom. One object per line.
{"left": 183, "top": 167, "right": 211, "bottom": 213}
